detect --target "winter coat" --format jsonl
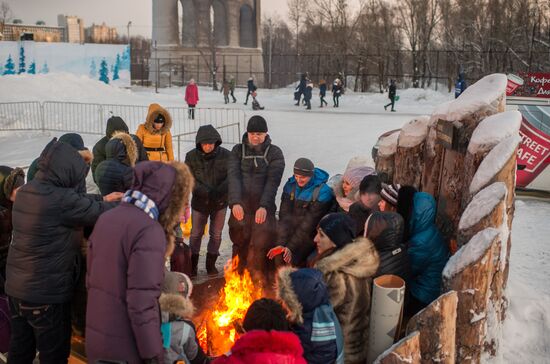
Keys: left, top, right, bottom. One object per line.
{"left": 365, "top": 211, "right": 410, "bottom": 282}
{"left": 388, "top": 83, "right": 396, "bottom": 99}
{"left": 159, "top": 293, "right": 209, "bottom": 364}
{"left": 304, "top": 85, "right": 313, "bottom": 101}
{"left": 213, "top": 330, "right": 307, "bottom": 364}
{"left": 314, "top": 237, "right": 380, "bottom": 364}
{"left": 94, "top": 132, "right": 138, "bottom": 196}
{"left": 247, "top": 79, "right": 256, "bottom": 92}
{"left": 229, "top": 78, "right": 236, "bottom": 91}
{"left": 136, "top": 103, "right": 174, "bottom": 161}
{"left": 332, "top": 80, "right": 342, "bottom": 96}
{"left": 185, "top": 83, "right": 199, "bottom": 105}
{"left": 455, "top": 74, "right": 467, "bottom": 98}
{"left": 320, "top": 83, "right": 327, "bottom": 97}
{"left": 5, "top": 139, "right": 115, "bottom": 304}
{"left": 407, "top": 192, "right": 450, "bottom": 304}
{"left": 277, "top": 168, "right": 334, "bottom": 265}
{"left": 348, "top": 201, "right": 377, "bottom": 237}
{"left": 0, "top": 166, "right": 15, "bottom": 290}
{"left": 86, "top": 161, "right": 194, "bottom": 364}
{"left": 277, "top": 267, "right": 344, "bottom": 364}
{"left": 185, "top": 125, "right": 230, "bottom": 214}
{"left": 228, "top": 134, "right": 285, "bottom": 215}
{"left": 222, "top": 81, "right": 230, "bottom": 95}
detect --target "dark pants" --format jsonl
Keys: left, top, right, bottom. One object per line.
{"left": 224, "top": 94, "right": 229, "bottom": 104}
{"left": 171, "top": 238, "right": 192, "bottom": 276}
{"left": 384, "top": 96, "right": 395, "bottom": 111}
{"left": 229, "top": 213, "right": 276, "bottom": 283}
{"left": 188, "top": 104, "right": 196, "bottom": 119}
{"left": 333, "top": 95, "right": 340, "bottom": 107}
{"left": 230, "top": 89, "right": 237, "bottom": 102}
{"left": 8, "top": 297, "right": 72, "bottom": 364}
{"left": 0, "top": 294, "right": 10, "bottom": 353}
{"left": 320, "top": 95, "right": 327, "bottom": 107}
{"left": 245, "top": 91, "right": 252, "bottom": 104}
{"left": 305, "top": 98, "right": 311, "bottom": 109}
{"left": 190, "top": 208, "right": 227, "bottom": 256}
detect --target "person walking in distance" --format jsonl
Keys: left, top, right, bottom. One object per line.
{"left": 244, "top": 76, "right": 256, "bottom": 106}
{"left": 319, "top": 79, "right": 328, "bottom": 108}
{"left": 185, "top": 78, "right": 199, "bottom": 120}
{"left": 384, "top": 79, "right": 397, "bottom": 112}
{"left": 229, "top": 76, "right": 237, "bottom": 103}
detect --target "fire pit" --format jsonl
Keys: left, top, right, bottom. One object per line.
{"left": 196, "top": 257, "right": 263, "bottom": 356}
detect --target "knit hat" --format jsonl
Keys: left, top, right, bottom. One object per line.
{"left": 293, "top": 158, "right": 314, "bottom": 177}
{"left": 318, "top": 213, "right": 356, "bottom": 249}
{"left": 343, "top": 166, "right": 375, "bottom": 190}
{"left": 380, "top": 183, "right": 401, "bottom": 206}
{"left": 247, "top": 115, "right": 268, "bottom": 133}
{"left": 59, "top": 133, "right": 87, "bottom": 151}
{"left": 359, "top": 174, "right": 382, "bottom": 195}
{"left": 162, "top": 271, "right": 193, "bottom": 299}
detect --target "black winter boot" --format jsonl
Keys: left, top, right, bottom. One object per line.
{"left": 191, "top": 254, "right": 199, "bottom": 277}
{"left": 206, "top": 253, "right": 219, "bottom": 275}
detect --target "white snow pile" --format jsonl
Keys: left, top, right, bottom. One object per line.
{"left": 468, "top": 111, "right": 522, "bottom": 154}
{"left": 469, "top": 134, "right": 521, "bottom": 195}
{"left": 398, "top": 116, "right": 431, "bottom": 148}
{"left": 459, "top": 182, "right": 507, "bottom": 231}
{"left": 377, "top": 130, "right": 400, "bottom": 157}
{"left": 443, "top": 228, "right": 499, "bottom": 280}
{"left": 431, "top": 74, "right": 508, "bottom": 122}
{"left": 373, "top": 331, "right": 420, "bottom": 364}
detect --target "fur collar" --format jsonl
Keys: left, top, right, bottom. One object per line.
{"left": 78, "top": 149, "right": 93, "bottom": 165}
{"left": 315, "top": 237, "right": 380, "bottom": 278}
{"left": 111, "top": 131, "right": 138, "bottom": 167}
{"left": 144, "top": 103, "right": 173, "bottom": 134}
{"left": 159, "top": 293, "right": 195, "bottom": 320}
{"left": 276, "top": 267, "right": 304, "bottom": 325}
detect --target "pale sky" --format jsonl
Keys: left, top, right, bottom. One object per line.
{"left": 4, "top": 0, "right": 286, "bottom": 37}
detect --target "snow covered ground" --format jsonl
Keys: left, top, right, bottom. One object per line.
{"left": 0, "top": 74, "right": 548, "bottom": 363}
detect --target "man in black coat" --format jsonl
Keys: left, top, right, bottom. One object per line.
{"left": 227, "top": 116, "right": 285, "bottom": 283}
{"left": 5, "top": 139, "right": 120, "bottom": 363}
{"left": 244, "top": 77, "right": 256, "bottom": 106}
{"left": 92, "top": 116, "right": 148, "bottom": 181}
{"left": 384, "top": 79, "right": 397, "bottom": 112}
{"left": 185, "top": 124, "right": 231, "bottom": 276}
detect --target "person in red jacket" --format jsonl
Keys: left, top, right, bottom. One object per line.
{"left": 185, "top": 78, "right": 199, "bottom": 120}
{"left": 213, "top": 298, "right": 307, "bottom": 364}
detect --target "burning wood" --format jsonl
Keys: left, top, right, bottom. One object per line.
{"left": 197, "top": 256, "right": 263, "bottom": 356}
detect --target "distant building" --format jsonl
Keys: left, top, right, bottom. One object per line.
{"left": 0, "top": 22, "right": 64, "bottom": 42}
{"left": 85, "top": 23, "right": 119, "bottom": 44}
{"left": 57, "top": 15, "right": 84, "bottom": 43}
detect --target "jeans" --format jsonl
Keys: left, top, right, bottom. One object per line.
{"left": 230, "top": 89, "right": 236, "bottom": 102}
{"left": 245, "top": 91, "right": 252, "bottom": 104}
{"left": 187, "top": 104, "right": 195, "bottom": 119}
{"left": 385, "top": 96, "right": 395, "bottom": 111}
{"left": 189, "top": 208, "right": 227, "bottom": 255}
{"left": 320, "top": 95, "right": 327, "bottom": 106}
{"left": 333, "top": 95, "right": 340, "bottom": 107}
{"left": 8, "top": 297, "right": 72, "bottom": 364}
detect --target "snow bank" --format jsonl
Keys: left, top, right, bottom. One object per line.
{"left": 443, "top": 228, "right": 499, "bottom": 280}
{"left": 468, "top": 111, "right": 522, "bottom": 154}
{"left": 469, "top": 134, "right": 521, "bottom": 195}
{"left": 398, "top": 116, "right": 431, "bottom": 148}
{"left": 431, "top": 74, "right": 507, "bottom": 122}
{"left": 459, "top": 182, "right": 507, "bottom": 230}
{"left": 377, "top": 130, "right": 400, "bottom": 157}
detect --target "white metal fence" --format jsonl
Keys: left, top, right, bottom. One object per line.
{"left": 0, "top": 101, "right": 246, "bottom": 160}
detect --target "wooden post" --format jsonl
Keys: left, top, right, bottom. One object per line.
{"left": 421, "top": 120, "right": 445, "bottom": 198}
{"left": 406, "top": 291, "right": 457, "bottom": 364}
{"left": 442, "top": 228, "right": 500, "bottom": 364}
{"left": 373, "top": 331, "right": 422, "bottom": 364}
{"left": 394, "top": 116, "right": 430, "bottom": 188}
{"left": 375, "top": 130, "right": 400, "bottom": 183}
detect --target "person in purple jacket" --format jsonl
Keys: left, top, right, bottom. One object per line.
{"left": 86, "top": 161, "right": 194, "bottom": 364}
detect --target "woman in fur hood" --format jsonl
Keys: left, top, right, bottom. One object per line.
{"left": 310, "top": 213, "right": 380, "bottom": 364}
{"left": 136, "top": 103, "right": 174, "bottom": 162}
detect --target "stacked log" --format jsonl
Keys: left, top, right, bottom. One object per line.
{"left": 421, "top": 117, "right": 445, "bottom": 198}
{"left": 393, "top": 116, "right": 430, "bottom": 188}
{"left": 373, "top": 331, "right": 422, "bottom": 364}
{"left": 375, "top": 130, "right": 400, "bottom": 183}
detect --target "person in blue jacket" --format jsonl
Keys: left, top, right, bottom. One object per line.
{"left": 455, "top": 72, "right": 467, "bottom": 98}
{"left": 303, "top": 81, "right": 313, "bottom": 110}
{"left": 268, "top": 158, "right": 334, "bottom": 267}
{"left": 400, "top": 191, "right": 450, "bottom": 315}
{"left": 319, "top": 79, "right": 328, "bottom": 107}
{"left": 277, "top": 267, "right": 344, "bottom": 364}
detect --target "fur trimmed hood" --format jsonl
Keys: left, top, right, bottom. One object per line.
{"left": 315, "top": 237, "right": 380, "bottom": 278}
{"left": 144, "top": 103, "right": 173, "bottom": 134}
{"left": 78, "top": 149, "right": 93, "bottom": 165}
{"left": 159, "top": 293, "right": 195, "bottom": 320}
{"left": 277, "top": 267, "right": 304, "bottom": 324}
{"left": 109, "top": 131, "right": 138, "bottom": 167}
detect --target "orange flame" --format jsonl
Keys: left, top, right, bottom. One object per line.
{"left": 197, "top": 256, "right": 263, "bottom": 356}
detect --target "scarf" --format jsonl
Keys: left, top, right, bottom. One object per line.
{"left": 122, "top": 190, "right": 159, "bottom": 220}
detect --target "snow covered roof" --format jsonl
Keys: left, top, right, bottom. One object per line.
{"left": 469, "top": 134, "right": 521, "bottom": 195}
{"left": 398, "top": 116, "right": 431, "bottom": 148}
{"left": 459, "top": 182, "right": 507, "bottom": 230}
{"left": 443, "top": 228, "right": 499, "bottom": 280}
{"left": 431, "top": 74, "right": 508, "bottom": 122}
{"left": 377, "top": 130, "right": 400, "bottom": 157}
{"left": 468, "top": 111, "right": 522, "bottom": 154}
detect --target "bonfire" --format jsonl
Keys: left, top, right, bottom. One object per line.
{"left": 197, "top": 256, "right": 263, "bottom": 356}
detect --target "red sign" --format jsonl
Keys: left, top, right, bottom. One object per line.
{"left": 516, "top": 117, "right": 550, "bottom": 187}
{"left": 507, "top": 73, "right": 550, "bottom": 98}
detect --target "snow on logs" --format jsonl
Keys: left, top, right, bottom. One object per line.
{"left": 375, "top": 130, "right": 400, "bottom": 183}
{"left": 374, "top": 331, "right": 422, "bottom": 364}
{"left": 406, "top": 291, "right": 458, "bottom": 364}
{"left": 394, "top": 116, "right": 430, "bottom": 188}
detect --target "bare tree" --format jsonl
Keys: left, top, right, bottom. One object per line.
{"left": 288, "top": 0, "right": 308, "bottom": 50}
{"left": 1, "top": 1, "right": 12, "bottom": 25}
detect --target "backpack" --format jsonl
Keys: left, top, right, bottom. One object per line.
{"left": 242, "top": 144, "right": 270, "bottom": 168}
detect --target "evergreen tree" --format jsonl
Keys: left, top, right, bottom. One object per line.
{"left": 28, "top": 61, "right": 36, "bottom": 74}
{"left": 3, "top": 55, "right": 16, "bottom": 75}
{"left": 40, "top": 62, "right": 49, "bottom": 74}
{"left": 121, "top": 46, "right": 130, "bottom": 69}
{"left": 18, "top": 46, "right": 26, "bottom": 74}
{"left": 112, "top": 54, "right": 120, "bottom": 80}
{"left": 90, "top": 59, "right": 97, "bottom": 78}
{"left": 99, "top": 59, "right": 109, "bottom": 84}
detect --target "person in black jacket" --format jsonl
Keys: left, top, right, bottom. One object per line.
{"left": 303, "top": 81, "right": 313, "bottom": 110}
{"left": 332, "top": 78, "right": 343, "bottom": 107}
{"left": 185, "top": 124, "right": 231, "bottom": 276}
{"left": 244, "top": 76, "right": 256, "bottom": 106}
{"left": 5, "top": 139, "right": 121, "bottom": 363}
{"left": 94, "top": 131, "right": 138, "bottom": 196}
{"left": 92, "top": 116, "right": 148, "bottom": 181}
{"left": 349, "top": 174, "right": 382, "bottom": 237}
{"left": 294, "top": 73, "right": 307, "bottom": 106}
{"left": 384, "top": 79, "right": 397, "bottom": 112}
{"left": 228, "top": 116, "right": 285, "bottom": 283}
{"left": 364, "top": 211, "right": 410, "bottom": 282}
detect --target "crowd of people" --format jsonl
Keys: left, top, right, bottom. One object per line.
{"left": 294, "top": 73, "right": 344, "bottom": 110}
{"left": 0, "top": 108, "right": 451, "bottom": 363}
